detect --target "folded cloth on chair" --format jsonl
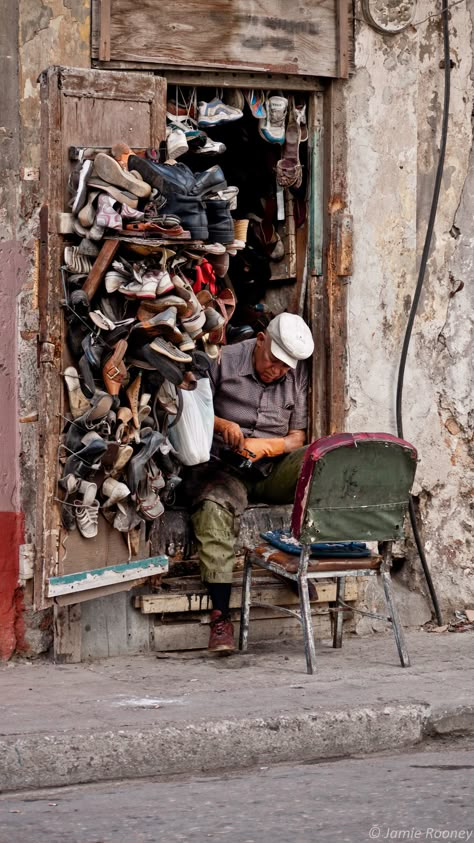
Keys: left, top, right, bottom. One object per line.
{"left": 260, "top": 529, "right": 370, "bottom": 557}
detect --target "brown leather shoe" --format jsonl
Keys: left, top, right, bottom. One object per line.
{"left": 102, "top": 339, "right": 128, "bottom": 396}
{"left": 208, "top": 610, "right": 235, "bottom": 652}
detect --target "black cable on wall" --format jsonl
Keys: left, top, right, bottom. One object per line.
{"left": 395, "top": 1, "right": 451, "bottom": 626}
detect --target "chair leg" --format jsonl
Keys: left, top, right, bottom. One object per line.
{"left": 239, "top": 554, "right": 252, "bottom": 651}
{"left": 298, "top": 575, "right": 317, "bottom": 674}
{"left": 381, "top": 570, "right": 411, "bottom": 668}
{"left": 332, "top": 577, "right": 345, "bottom": 649}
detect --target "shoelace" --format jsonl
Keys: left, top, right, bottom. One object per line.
{"left": 211, "top": 618, "right": 230, "bottom": 636}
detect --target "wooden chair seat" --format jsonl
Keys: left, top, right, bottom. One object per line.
{"left": 249, "top": 543, "right": 382, "bottom": 574}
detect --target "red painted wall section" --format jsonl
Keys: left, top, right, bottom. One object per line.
{"left": 0, "top": 512, "right": 26, "bottom": 659}
{"left": 0, "top": 241, "right": 29, "bottom": 659}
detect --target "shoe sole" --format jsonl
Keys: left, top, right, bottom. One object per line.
{"left": 208, "top": 644, "right": 236, "bottom": 653}
{"left": 71, "top": 160, "right": 93, "bottom": 215}
{"left": 94, "top": 153, "right": 152, "bottom": 199}
{"left": 198, "top": 114, "right": 242, "bottom": 127}
{"left": 149, "top": 338, "right": 192, "bottom": 363}
{"left": 87, "top": 178, "right": 139, "bottom": 208}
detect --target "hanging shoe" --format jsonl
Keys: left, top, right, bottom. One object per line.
{"left": 193, "top": 135, "right": 227, "bottom": 156}
{"left": 126, "top": 372, "right": 142, "bottom": 428}
{"left": 244, "top": 90, "right": 266, "bottom": 119}
{"left": 102, "top": 339, "right": 128, "bottom": 396}
{"left": 101, "top": 477, "right": 131, "bottom": 509}
{"left": 166, "top": 125, "right": 189, "bottom": 160}
{"left": 75, "top": 497, "right": 100, "bottom": 538}
{"left": 198, "top": 97, "right": 243, "bottom": 127}
{"left": 259, "top": 96, "right": 288, "bottom": 144}
{"left": 64, "top": 367, "right": 91, "bottom": 420}
{"left": 223, "top": 89, "right": 245, "bottom": 111}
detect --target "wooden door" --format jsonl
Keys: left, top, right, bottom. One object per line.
{"left": 36, "top": 67, "right": 168, "bottom": 610}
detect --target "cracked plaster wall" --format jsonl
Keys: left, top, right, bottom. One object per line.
{"left": 2, "top": 1, "right": 91, "bottom": 656}
{"left": 346, "top": 0, "right": 474, "bottom": 625}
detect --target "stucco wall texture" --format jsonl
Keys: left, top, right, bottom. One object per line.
{"left": 346, "top": 0, "right": 474, "bottom": 624}
{"left": 2, "top": 0, "right": 472, "bottom": 656}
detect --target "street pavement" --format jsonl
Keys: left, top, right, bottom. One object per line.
{"left": 1, "top": 632, "right": 473, "bottom": 792}
{"left": 0, "top": 744, "right": 473, "bottom": 842}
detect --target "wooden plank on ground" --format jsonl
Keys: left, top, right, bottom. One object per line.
{"left": 153, "top": 612, "right": 331, "bottom": 652}
{"left": 53, "top": 603, "right": 82, "bottom": 663}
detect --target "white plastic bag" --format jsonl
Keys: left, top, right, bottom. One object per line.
{"left": 168, "top": 378, "right": 214, "bottom": 466}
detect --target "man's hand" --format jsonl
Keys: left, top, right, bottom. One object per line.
{"left": 214, "top": 416, "right": 245, "bottom": 449}
{"left": 241, "top": 437, "right": 286, "bottom": 461}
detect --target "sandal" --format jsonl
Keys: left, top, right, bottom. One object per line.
{"left": 276, "top": 96, "right": 303, "bottom": 189}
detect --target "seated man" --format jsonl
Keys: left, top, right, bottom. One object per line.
{"left": 190, "top": 312, "right": 314, "bottom": 653}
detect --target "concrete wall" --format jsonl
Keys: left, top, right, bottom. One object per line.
{"left": 1, "top": 0, "right": 472, "bottom": 656}
{"left": 346, "top": 0, "right": 474, "bottom": 626}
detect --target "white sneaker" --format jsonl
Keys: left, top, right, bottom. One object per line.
{"left": 194, "top": 136, "right": 227, "bottom": 156}
{"left": 119, "top": 277, "right": 158, "bottom": 299}
{"left": 198, "top": 97, "right": 243, "bottom": 127}
{"left": 166, "top": 126, "right": 188, "bottom": 160}
{"left": 259, "top": 96, "right": 288, "bottom": 144}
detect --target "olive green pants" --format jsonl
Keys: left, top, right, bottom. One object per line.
{"left": 191, "top": 447, "right": 307, "bottom": 584}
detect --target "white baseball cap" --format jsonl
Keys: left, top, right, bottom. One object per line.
{"left": 267, "top": 313, "right": 314, "bottom": 368}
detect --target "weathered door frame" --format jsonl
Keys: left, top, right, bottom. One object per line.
{"left": 36, "top": 67, "right": 168, "bottom": 615}
{"left": 35, "top": 66, "right": 350, "bottom": 659}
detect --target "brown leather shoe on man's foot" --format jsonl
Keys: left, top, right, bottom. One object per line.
{"left": 208, "top": 610, "right": 235, "bottom": 652}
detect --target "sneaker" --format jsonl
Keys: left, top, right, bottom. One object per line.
{"left": 198, "top": 97, "right": 243, "bottom": 127}
{"left": 207, "top": 185, "right": 239, "bottom": 211}
{"left": 244, "top": 90, "right": 266, "bottom": 119}
{"left": 259, "top": 95, "right": 288, "bottom": 144}
{"left": 64, "top": 246, "right": 94, "bottom": 275}
{"left": 166, "top": 126, "right": 188, "bottom": 160}
{"left": 70, "top": 159, "right": 93, "bottom": 215}
{"left": 194, "top": 136, "right": 227, "bottom": 156}
{"left": 96, "top": 193, "right": 122, "bottom": 229}
{"left": 121, "top": 203, "right": 145, "bottom": 221}
{"left": 119, "top": 276, "right": 158, "bottom": 299}
{"left": 208, "top": 610, "right": 235, "bottom": 652}
{"left": 149, "top": 336, "right": 193, "bottom": 363}
{"left": 223, "top": 89, "right": 245, "bottom": 111}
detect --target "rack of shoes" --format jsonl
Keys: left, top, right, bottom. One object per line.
{"left": 58, "top": 143, "right": 254, "bottom": 544}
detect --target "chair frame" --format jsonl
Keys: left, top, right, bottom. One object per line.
{"left": 238, "top": 433, "right": 415, "bottom": 674}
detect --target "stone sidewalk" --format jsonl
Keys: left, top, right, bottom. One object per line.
{"left": 1, "top": 631, "right": 473, "bottom": 793}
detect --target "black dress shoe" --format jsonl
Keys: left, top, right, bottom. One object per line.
{"left": 226, "top": 324, "right": 255, "bottom": 344}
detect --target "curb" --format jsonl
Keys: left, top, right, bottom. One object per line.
{"left": 428, "top": 704, "right": 474, "bottom": 737}
{"left": 1, "top": 703, "right": 430, "bottom": 792}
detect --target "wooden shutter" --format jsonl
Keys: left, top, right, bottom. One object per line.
{"left": 36, "top": 67, "right": 168, "bottom": 609}
{"left": 92, "top": 0, "right": 350, "bottom": 81}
